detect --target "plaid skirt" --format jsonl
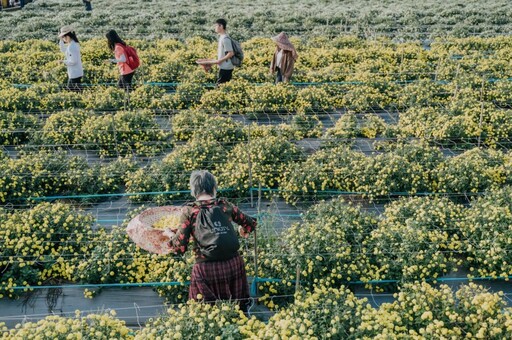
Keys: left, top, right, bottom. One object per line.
{"left": 189, "top": 255, "right": 250, "bottom": 311}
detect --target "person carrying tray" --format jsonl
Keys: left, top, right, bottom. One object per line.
{"left": 164, "top": 170, "right": 257, "bottom": 312}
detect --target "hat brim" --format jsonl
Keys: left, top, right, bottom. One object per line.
{"left": 58, "top": 30, "right": 73, "bottom": 38}
{"left": 273, "top": 41, "right": 295, "bottom": 51}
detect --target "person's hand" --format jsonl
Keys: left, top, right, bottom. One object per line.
{"left": 162, "top": 228, "right": 176, "bottom": 239}
{"left": 238, "top": 226, "right": 249, "bottom": 238}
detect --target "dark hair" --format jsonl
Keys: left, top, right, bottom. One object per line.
{"left": 215, "top": 19, "right": 227, "bottom": 30}
{"left": 106, "top": 29, "right": 126, "bottom": 51}
{"left": 189, "top": 170, "right": 217, "bottom": 198}
{"left": 64, "top": 31, "right": 79, "bottom": 43}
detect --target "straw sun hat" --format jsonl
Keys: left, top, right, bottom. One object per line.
{"left": 272, "top": 32, "right": 298, "bottom": 60}
{"left": 58, "top": 25, "right": 75, "bottom": 38}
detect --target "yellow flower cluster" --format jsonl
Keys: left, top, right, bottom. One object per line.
{"left": 75, "top": 225, "right": 171, "bottom": 291}
{"left": 3, "top": 283, "right": 512, "bottom": 338}
{"left": 247, "top": 83, "right": 297, "bottom": 114}
{"left": 217, "top": 135, "right": 303, "bottom": 197}
{"left": 125, "top": 139, "right": 226, "bottom": 204}
{"left": 0, "top": 111, "right": 38, "bottom": 145}
{"left": 436, "top": 148, "right": 510, "bottom": 193}
{"left": 365, "top": 196, "right": 464, "bottom": 288}
{"left": 135, "top": 300, "right": 259, "bottom": 339}
{"left": 246, "top": 195, "right": 465, "bottom": 300}
{"left": 152, "top": 214, "right": 181, "bottom": 230}
{"left": 37, "top": 109, "right": 91, "bottom": 146}
{"left": 355, "top": 282, "right": 512, "bottom": 338}
{"left": 1, "top": 149, "right": 135, "bottom": 204}
{"left": 1, "top": 311, "right": 131, "bottom": 339}
{"left": 0, "top": 203, "right": 95, "bottom": 299}
{"left": 76, "top": 110, "right": 171, "bottom": 157}
{"left": 147, "top": 252, "right": 194, "bottom": 304}
{"left": 249, "top": 285, "right": 371, "bottom": 339}
{"left": 460, "top": 186, "right": 512, "bottom": 278}
{"left": 171, "top": 110, "right": 246, "bottom": 143}
{"left": 281, "top": 142, "right": 445, "bottom": 203}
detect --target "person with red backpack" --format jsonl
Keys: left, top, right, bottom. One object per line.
{"left": 163, "top": 170, "right": 257, "bottom": 313}
{"left": 105, "top": 30, "right": 139, "bottom": 90}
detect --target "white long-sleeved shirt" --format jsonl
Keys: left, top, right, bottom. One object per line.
{"left": 59, "top": 40, "right": 84, "bottom": 79}
{"left": 276, "top": 49, "right": 283, "bottom": 69}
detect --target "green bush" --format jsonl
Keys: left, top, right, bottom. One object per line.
{"left": 125, "top": 139, "right": 227, "bottom": 203}
{"left": 0, "top": 111, "right": 39, "bottom": 145}
{"left": 77, "top": 110, "right": 171, "bottom": 157}
{"left": 366, "top": 196, "right": 464, "bottom": 286}
{"left": 0, "top": 203, "right": 95, "bottom": 299}
{"left": 461, "top": 186, "right": 512, "bottom": 278}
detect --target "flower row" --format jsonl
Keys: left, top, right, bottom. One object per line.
{"left": 0, "top": 150, "right": 135, "bottom": 203}
{"left": 3, "top": 78, "right": 512, "bottom": 119}
{"left": 2, "top": 140, "right": 511, "bottom": 204}
{"left": 2, "top": 283, "right": 512, "bottom": 339}
{"left": 3, "top": 36, "right": 512, "bottom": 86}
{"left": 2, "top": 187, "right": 512, "bottom": 303}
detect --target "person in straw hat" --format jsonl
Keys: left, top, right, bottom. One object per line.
{"left": 163, "top": 170, "right": 257, "bottom": 313}
{"left": 58, "top": 25, "right": 83, "bottom": 91}
{"left": 270, "top": 32, "right": 299, "bottom": 83}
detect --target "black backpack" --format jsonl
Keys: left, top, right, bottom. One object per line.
{"left": 227, "top": 37, "right": 244, "bottom": 67}
{"left": 194, "top": 204, "right": 240, "bottom": 261}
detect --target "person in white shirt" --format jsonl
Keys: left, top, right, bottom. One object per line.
{"left": 213, "top": 18, "right": 234, "bottom": 86}
{"left": 58, "top": 26, "right": 84, "bottom": 92}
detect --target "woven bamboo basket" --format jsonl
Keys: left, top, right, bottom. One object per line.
{"left": 126, "top": 206, "right": 182, "bottom": 254}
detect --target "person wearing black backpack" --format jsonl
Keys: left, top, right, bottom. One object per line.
{"left": 164, "top": 170, "right": 257, "bottom": 312}
{"left": 105, "top": 30, "right": 136, "bottom": 90}
{"left": 212, "top": 18, "right": 235, "bottom": 86}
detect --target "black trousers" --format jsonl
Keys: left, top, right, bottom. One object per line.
{"left": 67, "top": 77, "right": 82, "bottom": 92}
{"left": 118, "top": 72, "right": 135, "bottom": 90}
{"left": 83, "top": 0, "right": 92, "bottom": 11}
{"left": 216, "top": 69, "right": 233, "bottom": 86}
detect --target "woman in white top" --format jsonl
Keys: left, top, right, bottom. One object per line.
{"left": 58, "top": 25, "right": 84, "bottom": 91}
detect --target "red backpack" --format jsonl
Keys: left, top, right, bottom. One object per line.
{"left": 123, "top": 45, "right": 140, "bottom": 70}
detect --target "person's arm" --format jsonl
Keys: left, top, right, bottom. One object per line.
{"left": 167, "top": 208, "right": 194, "bottom": 254}
{"left": 229, "top": 202, "right": 257, "bottom": 237}
{"left": 270, "top": 50, "right": 277, "bottom": 74}
{"left": 110, "top": 45, "right": 127, "bottom": 63}
{"left": 110, "top": 54, "right": 126, "bottom": 63}
{"left": 216, "top": 51, "right": 234, "bottom": 65}
{"left": 59, "top": 39, "right": 66, "bottom": 54}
